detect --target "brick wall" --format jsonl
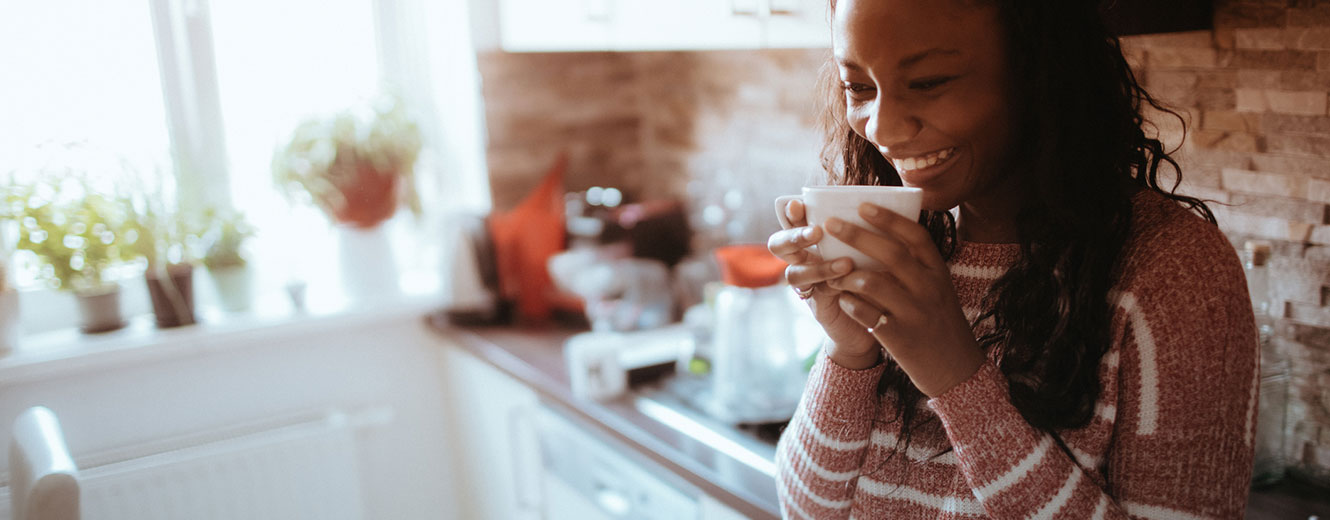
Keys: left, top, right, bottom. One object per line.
{"left": 1121, "top": 0, "right": 1330, "bottom": 484}
{"left": 477, "top": 0, "right": 1330, "bottom": 483}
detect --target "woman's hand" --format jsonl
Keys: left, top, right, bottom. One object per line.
{"left": 769, "top": 199, "right": 882, "bottom": 370}
{"left": 822, "top": 202, "right": 986, "bottom": 397}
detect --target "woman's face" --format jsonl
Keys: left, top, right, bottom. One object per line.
{"left": 833, "top": 0, "right": 1016, "bottom": 212}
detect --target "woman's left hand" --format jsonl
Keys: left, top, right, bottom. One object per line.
{"left": 823, "top": 202, "right": 987, "bottom": 398}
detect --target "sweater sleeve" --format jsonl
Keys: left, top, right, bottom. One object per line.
{"left": 926, "top": 247, "right": 1258, "bottom": 519}
{"left": 775, "top": 350, "right": 888, "bottom": 520}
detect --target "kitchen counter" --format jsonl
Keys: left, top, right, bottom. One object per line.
{"left": 430, "top": 321, "right": 783, "bottom": 519}
{"left": 428, "top": 320, "right": 1329, "bottom": 520}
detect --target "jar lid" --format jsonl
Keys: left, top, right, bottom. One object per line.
{"left": 714, "top": 245, "right": 787, "bottom": 288}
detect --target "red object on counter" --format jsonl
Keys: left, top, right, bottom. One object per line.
{"left": 714, "top": 244, "right": 787, "bottom": 288}
{"left": 488, "top": 153, "right": 568, "bottom": 321}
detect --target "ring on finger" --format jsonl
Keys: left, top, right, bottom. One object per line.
{"left": 866, "top": 312, "right": 888, "bottom": 333}
{"left": 792, "top": 285, "right": 815, "bottom": 300}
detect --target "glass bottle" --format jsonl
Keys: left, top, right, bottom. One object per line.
{"left": 1246, "top": 240, "right": 1288, "bottom": 487}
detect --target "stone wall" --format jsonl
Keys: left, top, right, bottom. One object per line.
{"left": 476, "top": 0, "right": 1330, "bottom": 482}
{"left": 1122, "top": 0, "right": 1330, "bottom": 484}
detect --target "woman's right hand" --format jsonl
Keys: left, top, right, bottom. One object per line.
{"left": 769, "top": 199, "right": 883, "bottom": 370}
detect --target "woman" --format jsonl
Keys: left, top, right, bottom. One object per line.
{"left": 769, "top": 0, "right": 1258, "bottom": 518}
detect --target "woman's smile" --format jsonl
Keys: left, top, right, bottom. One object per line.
{"left": 886, "top": 146, "right": 958, "bottom": 187}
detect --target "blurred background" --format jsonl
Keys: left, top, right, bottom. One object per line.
{"left": 0, "top": 0, "right": 1328, "bottom": 518}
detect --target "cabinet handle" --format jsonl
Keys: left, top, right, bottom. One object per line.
{"left": 768, "top": 0, "right": 798, "bottom": 15}
{"left": 731, "top": 0, "right": 760, "bottom": 16}
{"left": 507, "top": 406, "right": 542, "bottom": 513}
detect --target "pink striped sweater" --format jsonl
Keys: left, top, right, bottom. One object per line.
{"left": 776, "top": 190, "right": 1259, "bottom": 519}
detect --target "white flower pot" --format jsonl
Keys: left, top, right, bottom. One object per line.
{"left": 207, "top": 264, "right": 255, "bottom": 313}
{"left": 0, "top": 289, "right": 19, "bottom": 354}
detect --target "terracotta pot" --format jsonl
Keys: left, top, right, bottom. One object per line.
{"left": 146, "top": 263, "right": 196, "bottom": 328}
{"left": 331, "top": 164, "right": 399, "bottom": 229}
{"left": 75, "top": 285, "right": 126, "bottom": 334}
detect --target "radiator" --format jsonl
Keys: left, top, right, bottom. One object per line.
{"left": 1, "top": 408, "right": 385, "bottom": 520}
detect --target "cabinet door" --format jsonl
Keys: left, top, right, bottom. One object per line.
{"left": 764, "top": 0, "right": 831, "bottom": 49}
{"left": 611, "top": 0, "right": 763, "bottom": 51}
{"left": 500, "top": 0, "right": 612, "bottom": 51}
{"left": 439, "top": 345, "right": 543, "bottom": 519}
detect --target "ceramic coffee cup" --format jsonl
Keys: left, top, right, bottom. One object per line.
{"left": 775, "top": 186, "right": 923, "bottom": 271}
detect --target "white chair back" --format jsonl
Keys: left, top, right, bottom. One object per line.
{"left": 8, "top": 406, "right": 79, "bottom": 520}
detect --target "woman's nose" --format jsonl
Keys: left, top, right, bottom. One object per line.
{"left": 866, "top": 94, "right": 922, "bottom": 152}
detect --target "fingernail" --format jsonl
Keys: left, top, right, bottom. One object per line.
{"left": 832, "top": 258, "right": 852, "bottom": 274}
{"left": 861, "top": 203, "right": 880, "bottom": 217}
{"left": 826, "top": 219, "right": 843, "bottom": 233}
{"left": 801, "top": 227, "right": 815, "bottom": 240}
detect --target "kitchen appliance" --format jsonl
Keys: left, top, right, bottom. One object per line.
{"left": 534, "top": 404, "right": 700, "bottom": 520}
{"left": 708, "top": 245, "right": 822, "bottom": 424}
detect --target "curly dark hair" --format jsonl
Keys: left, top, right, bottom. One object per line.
{"left": 819, "top": 0, "right": 1217, "bottom": 455}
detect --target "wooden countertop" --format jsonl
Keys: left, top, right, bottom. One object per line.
{"left": 428, "top": 319, "right": 1329, "bottom": 519}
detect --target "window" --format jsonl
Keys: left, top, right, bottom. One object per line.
{"left": 2, "top": 0, "right": 490, "bottom": 334}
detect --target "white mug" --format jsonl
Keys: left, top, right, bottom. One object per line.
{"left": 775, "top": 186, "right": 923, "bottom": 271}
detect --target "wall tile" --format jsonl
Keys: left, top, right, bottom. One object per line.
{"left": 1222, "top": 167, "right": 1308, "bottom": 197}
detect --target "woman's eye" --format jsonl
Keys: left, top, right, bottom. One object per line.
{"left": 908, "top": 76, "right": 955, "bottom": 91}
{"left": 841, "top": 82, "right": 875, "bottom": 99}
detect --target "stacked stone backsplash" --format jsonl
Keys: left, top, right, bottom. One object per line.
{"left": 478, "top": 49, "right": 829, "bottom": 249}
{"left": 1120, "top": 0, "right": 1330, "bottom": 484}
{"left": 477, "top": 0, "right": 1330, "bottom": 483}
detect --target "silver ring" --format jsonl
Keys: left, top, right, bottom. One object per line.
{"left": 793, "top": 285, "right": 815, "bottom": 300}
{"left": 866, "top": 313, "right": 888, "bottom": 334}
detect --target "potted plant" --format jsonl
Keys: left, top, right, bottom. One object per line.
{"left": 123, "top": 192, "right": 200, "bottom": 329}
{"left": 3, "top": 175, "right": 134, "bottom": 333}
{"left": 271, "top": 94, "right": 423, "bottom": 229}
{"left": 199, "top": 207, "right": 255, "bottom": 312}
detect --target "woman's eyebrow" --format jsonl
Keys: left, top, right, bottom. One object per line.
{"left": 836, "top": 48, "right": 962, "bottom": 72}
{"left": 898, "top": 48, "right": 961, "bottom": 69}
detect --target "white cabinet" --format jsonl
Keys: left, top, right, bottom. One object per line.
{"left": 495, "top": 0, "right": 830, "bottom": 52}
{"left": 498, "top": 0, "right": 612, "bottom": 51}
{"left": 765, "top": 0, "right": 831, "bottom": 48}
{"left": 611, "top": 0, "right": 763, "bottom": 50}
{"left": 439, "top": 344, "right": 543, "bottom": 520}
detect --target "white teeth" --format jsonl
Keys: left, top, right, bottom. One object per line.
{"left": 893, "top": 147, "right": 955, "bottom": 172}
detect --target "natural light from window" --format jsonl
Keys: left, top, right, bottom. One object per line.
{"left": 208, "top": 0, "right": 383, "bottom": 291}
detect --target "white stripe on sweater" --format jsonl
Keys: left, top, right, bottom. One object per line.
{"left": 974, "top": 435, "right": 1053, "bottom": 500}
{"left": 790, "top": 427, "right": 860, "bottom": 482}
{"left": 1030, "top": 467, "right": 1083, "bottom": 519}
{"left": 950, "top": 262, "right": 1006, "bottom": 281}
{"left": 1122, "top": 501, "right": 1213, "bottom": 520}
{"left": 1068, "top": 443, "right": 1101, "bottom": 473}
{"left": 1117, "top": 292, "right": 1160, "bottom": 435}
{"left": 1095, "top": 400, "right": 1117, "bottom": 422}
{"left": 775, "top": 466, "right": 816, "bottom": 520}
{"left": 856, "top": 478, "right": 986, "bottom": 515}
{"left": 798, "top": 414, "right": 872, "bottom": 451}
{"left": 1245, "top": 352, "right": 1259, "bottom": 447}
{"left": 871, "top": 430, "right": 959, "bottom": 465}
{"left": 777, "top": 450, "right": 854, "bottom": 510}
{"left": 1091, "top": 494, "right": 1110, "bottom": 520}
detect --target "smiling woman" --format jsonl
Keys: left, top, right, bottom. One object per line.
{"left": 770, "top": 0, "right": 1258, "bottom": 518}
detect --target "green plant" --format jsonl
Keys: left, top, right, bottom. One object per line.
{"left": 120, "top": 185, "right": 202, "bottom": 272}
{"left": 199, "top": 207, "right": 254, "bottom": 269}
{"left": 2, "top": 175, "right": 138, "bottom": 293}
{"left": 271, "top": 94, "right": 423, "bottom": 226}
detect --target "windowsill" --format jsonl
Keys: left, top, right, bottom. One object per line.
{"left": 0, "top": 267, "right": 447, "bottom": 388}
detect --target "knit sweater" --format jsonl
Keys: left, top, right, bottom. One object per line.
{"left": 775, "top": 190, "right": 1259, "bottom": 519}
